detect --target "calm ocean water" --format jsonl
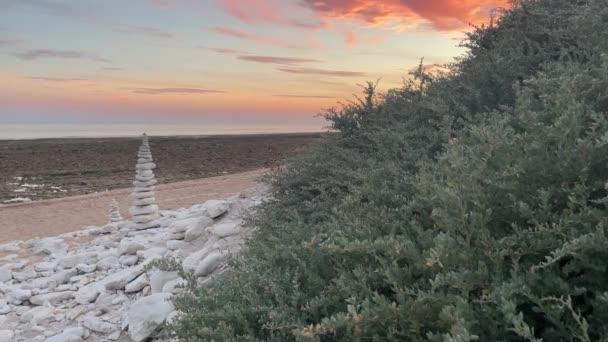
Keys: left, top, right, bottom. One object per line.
{"left": 0, "top": 123, "right": 325, "bottom": 140}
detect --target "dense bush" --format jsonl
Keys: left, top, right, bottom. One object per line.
{"left": 170, "top": 0, "right": 608, "bottom": 340}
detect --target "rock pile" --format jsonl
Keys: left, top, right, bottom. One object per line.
{"left": 130, "top": 134, "right": 160, "bottom": 230}
{"left": 0, "top": 184, "right": 267, "bottom": 342}
{"left": 108, "top": 199, "right": 122, "bottom": 224}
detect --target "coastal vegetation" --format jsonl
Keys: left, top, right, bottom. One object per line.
{"left": 171, "top": 0, "right": 608, "bottom": 340}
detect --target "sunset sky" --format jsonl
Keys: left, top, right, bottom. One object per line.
{"left": 0, "top": 0, "right": 508, "bottom": 133}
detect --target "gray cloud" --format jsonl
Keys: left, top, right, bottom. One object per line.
{"left": 15, "top": 49, "right": 111, "bottom": 63}
{"left": 208, "top": 47, "right": 248, "bottom": 54}
{"left": 131, "top": 88, "right": 225, "bottom": 95}
{"left": 277, "top": 67, "right": 366, "bottom": 77}
{"left": 238, "top": 55, "right": 322, "bottom": 65}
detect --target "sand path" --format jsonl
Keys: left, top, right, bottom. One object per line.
{"left": 0, "top": 169, "right": 268, "bottom": 243}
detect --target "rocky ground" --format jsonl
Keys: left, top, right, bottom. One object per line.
{"left": 0, "top": 184, "right": 268, "bottom": 342}
{"left": 0, "top": 133, "right": 323, "bottom": 203}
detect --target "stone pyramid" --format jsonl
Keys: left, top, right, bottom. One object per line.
{"left": 109, "top": 198, "right": 123, "bottom": 223}
{"left": 129, "top": 133, "right": 160, "bottom": 230}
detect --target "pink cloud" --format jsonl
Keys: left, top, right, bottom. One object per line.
{"left": 209, "top": 27, "right": 319, "bottom": 49}
{"left": 217, "top": 0, "right": 325, "bottom": 29}
{"left": 301, "top": 0, "right": 510, "bottom": 31}
{"left": 344, "top": 31, "right": 359, "bottom": 48}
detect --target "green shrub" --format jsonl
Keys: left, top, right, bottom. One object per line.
{"left": 169, "top": 0, "right": 608, "bottom": 340}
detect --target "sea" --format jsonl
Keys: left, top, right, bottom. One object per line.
{"left": 0, "top": 123, "right": 325, "bottom": 140}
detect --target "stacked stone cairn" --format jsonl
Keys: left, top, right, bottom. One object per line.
{"left": 109, "top": 198, "right": 123, "bottom": 223}
{"left": 130, "top": 133, "right": 160, "bottom": 230}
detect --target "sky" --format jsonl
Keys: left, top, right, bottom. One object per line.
{"left": 0, "top": 0, "right": 509, "bottom": 133}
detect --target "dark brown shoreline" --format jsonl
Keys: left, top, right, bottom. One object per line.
{"left": 1, "top": 132, "right": 326, "bottom": 203}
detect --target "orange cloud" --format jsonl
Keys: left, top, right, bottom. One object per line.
{"left": 343, "top": 30, "right": 384, "bottom": 48}
{"left": 302, "top": 0, "right": 510, "bottom": 31}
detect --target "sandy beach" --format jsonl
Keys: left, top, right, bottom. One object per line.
{"left": 0, "top": 169, "right": 267, "bottom": 244}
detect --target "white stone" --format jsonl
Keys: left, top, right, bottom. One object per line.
{"left": 133, "top": 220, "right": 161, "bottom": 230}
{"left": 132, "top": 213, "right": 160, "bottom": 223}
{"left": 162, "top": 277, "right": 186, "bottom": 294}
{"left": 50, "top": 269, "right": 78, "bottom": 286}
{"left": 0, "top": 330, "right": 14, "bottom": 342}
{"left": 134, "top": 185, "right": 156, "bottom": 193}
{"left": 75, "top": 285, "right": 99, "bottom": 304}
{"left": 107, "top": 331, "right": 121, "bottom": 340}
{"left": 32, "top": 237, "right": 67, "bottom": 255}
{"left": 96, "top": 255, "right": 119, "bottom": 271}
{"left": 0, "top": 241, "right": 21, "bottom": 253}
{"left": 169, "top": 217, "right": 200, "bottom": 233}
{"left": 166, "top": 240, "right": 186, "bottom": 251}
{"left": 133, "top": 179, "right": 157, "bottom": 188}
{"left": 129, "top": 204, "right": 158, "bottom": 216}
{"left": 194, "top": 251, "right": 226, "bottom": 277}
{"left": 0, "top": 304, "right": 11, "bottom": 315}
{"left": 11, "top": 288, "right": 32, "bottom": 301}
{"left": 168, "top": 231, "right": 185, "bottom": 240}
{"left": 32, "top": 277, "right": 54, "bottom": 290}
{"left": 12, "top": 270, "right": 37, "bottom": 282}
{"left": 135, "top": 174, "right": 154, "bottom": 182}
{"left": 182, "top": 237, "right": 219, "bottom": 273}
{"left": 35, "top": 261, "right": 58, "bottom": 272}
{"left": 128, "top": 293, "right": 174, "bottom": 342}
{"left": 118, "top": 240, "right": 144, "bottom": 256}
{"left": 83, "top": 316, "right": 117, "bottom": 334}
{"left": 204, "top": 200, "right": 229, "bottom": 218}
{"left": 0, "top": 268, "right": 11, "bottom": 283}
{"left": 135, "top": 198, "right": 156, "bottom": 207}
{"left": 101, "top": 224, "right": 118, "bottom": 234}
{"left": 45, "top": 327, "right": 84, "bottom": 342}
{"left": 184, "top": 216, "right": 214, "bottom": 242}
{"left": 60, "top": 252, "right": 97, "bottom": 269}
{"left": 4, "top": 260, "right": 27, "bottom": 270}
{"left": 119, "top": 255, "right": 139, "bottom": 266}
{"left": 149, "top": 271, "right": 179, "bottom": 294}
{"left": 76, "top": 263, "right": 96, "bottom": 274}
{"left": 103, "top": 266, "right": 145, "bottom": 291}
{"left": 132, "top": 191, "right": 155, "bottom": 199}
{"left": 20, "top": 306, "right": 54, "bottom": 323}
{"left": 30, "top": 291, "right": 74, "bottom": 306}
{"left": 125, "top": 273, "right": 149, "bottom": 293}
{"left": 211, "top": 222, "right": 242, "bottom": 238}
{"left": 136, "top": 162, "right": 156, "bottom": 170}
{"left": 137, "top": 246, "right": 166, "bottom": 260}
{"left": 138, "top": 169, "right": 153, "bottom": 177}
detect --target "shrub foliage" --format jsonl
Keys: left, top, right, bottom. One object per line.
{"left": 171, "top": 0, "right": 608, "bottom": 340}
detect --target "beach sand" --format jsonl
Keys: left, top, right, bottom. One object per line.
{"left": 0, "top": 169, "right": 267, "bottom": 244}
